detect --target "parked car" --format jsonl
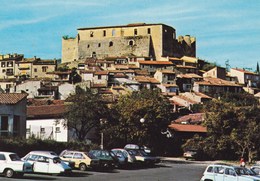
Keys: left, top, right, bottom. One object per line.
{"left": 200, "top": 164, "right": 260, "bottom": 181}
{"left": 183, "top": 149, "right": 198, "bottom": 160}
{"left": 22, "top": 152, "right": 71, "bottom": 175}
{"left": 0, "top": 151, "right": 32, "bottom": 178}
{"left": 24, "top": 151, "right": 75, "bottom": 169}
{"left": 88, "top": 150, "right": 116, "bottom": 170}
{"left": 59, "top": 150, "right": 100, "bottom": 171}
{"left": 251, "top": 164, "right": 260, "bottom": 175}
{"left": 111, "top": 148, "right": 136, "bottom": 167}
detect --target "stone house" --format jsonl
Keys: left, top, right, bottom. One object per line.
{"left": 137, "top": 60, "right": 174, "bottom": 75}
{"left": 154, "top": 70, "right": 176, "bottom": 84}
{"left": 203, "top": 66, "right": 226, "bottom": 80}
{"left": 10, "top": 80, "right": 41, "bottom": 98}
{"left": 193, "top": 77, "right": 243, "bottom": 97}
{"left": 0, "top": 54, "right": 24, "bottom": 79}
{"left": 176, "top": 73, "right": 203, "bottom": 92}
{"left": 0, "top": 93, "right": 28, "bottom": 137}
{"left": 230, "top": 68, "right": 260, "bottom": 88}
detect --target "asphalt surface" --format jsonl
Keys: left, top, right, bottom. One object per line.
{"left": 0, "top": 158, "right": 209, "bottom": 181}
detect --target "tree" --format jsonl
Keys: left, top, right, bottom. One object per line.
{"left": 183, "top": 93, "right": 260, "bottom": 161}
{"left": 69, "top": 68, "right": 82, "bottom": 84}
{"left": 104, "top": 88, "right": 173, "bottom": 154}
{"left": 63, "top": 86, "right": 109, "bottom": 142}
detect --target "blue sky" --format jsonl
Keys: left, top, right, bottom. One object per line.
{"left": 0, "top": 0, "right": 259, "bottom": 70}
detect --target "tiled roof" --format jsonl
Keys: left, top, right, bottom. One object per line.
{"left": 94, "top": 71, "right": 109, "bottom": 75}
{"left": 138, "top": 60, "right": 173, "bottom": 65}
{"left": 134, "top": 76, "right": 160, "bottom": 84}
{"left": 162, "top": 83, "right": 178, "bottom": 87}
{"left": 231, "top": 68, "right": 258, "bottom": 75}
{"left": 176, "top": 65, "right": 197, "bottom": 69}
{"left": 169, "top": 123, "right": 207, "bottom": 133}
{"left": 177, "top": 73, "right": 202, "bottom": 79}
{"left": 174, "top": 113, "right": 204, "bottom": 124}
{"left": 158, "top": 70, "right": 176, "bottom": 74}
{"left": 195, "top": 77, "right": 242, "bottom": 87}
{"left": 27, "top": 104, "right": 67, "bottom": 118}
{"left": 0, "top": 93, "right": 27, "bottom": 104}
{"left": 181, "top": 56, "right": 198, "bottom": 63}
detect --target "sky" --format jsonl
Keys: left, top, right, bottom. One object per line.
{"left": 0, "top": 0, "right": 259, "bottom": 70}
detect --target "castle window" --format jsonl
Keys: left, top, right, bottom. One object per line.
{"left": 90, "top": 31, "right": 94, "bottom": 37}
{"left": 92, "top": 52, "right": 96, "bottom": 58}
{"left": 103, "top": 30, "right": 106, "bottom": 37}
{"left": 112, "top": 29, "right": 115, "bottom": 36}
{"left": 87, "top": 44, "right": 90, "bottom": 48}
{"left": 134, "top": 29, "right": 138, "bottom": 35}
{"left": 42, "top": 66, "right": 48, "bottom": 72}
{"left": 129, "top": 40, "right": 135, "bottom": 46}
{"left": 109, "top": 41, "right": 113, "bottom": 47}
{"left": 98, "top": 43, "right": 101, "bottom": 47}
{"left": 147, "top": 28, "right": 151, "bottom": 34}
{"left": 34, "top": 68, "right": 37, "bottom": 72}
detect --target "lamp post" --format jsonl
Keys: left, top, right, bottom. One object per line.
{"left": 100, "top": 119, "right": 105, "bottom": 150}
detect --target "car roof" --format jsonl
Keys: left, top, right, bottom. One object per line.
{"left": 0, "top": 151, "right": 16, "bottom": 155}
{"left": 26, "top": 152, "right": 59, "bottom": 158}
{"left": 28, "top": 151, "right": 57, "bottom": 155}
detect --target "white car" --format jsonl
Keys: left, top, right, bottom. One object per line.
{"left": 0, "top": 151, "right": 32, "bottom": 178}
{"left": 200, "top": 164, "right": 260, "bottom": 181}
{"left": 22, "top": 152, "right": 71, "bottom": 175}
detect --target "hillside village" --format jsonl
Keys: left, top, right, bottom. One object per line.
{"left": 0, "top": 23, "right": 260, "bottom": 143}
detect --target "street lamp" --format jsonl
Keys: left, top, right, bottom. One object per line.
{"left": 100, "top": 119, "right": 106, "bottom": 150}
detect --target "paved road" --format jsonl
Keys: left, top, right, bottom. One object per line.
{"left": 0, "top": 161, "right": 207, "bottom": 181}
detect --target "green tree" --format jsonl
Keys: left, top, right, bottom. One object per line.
{"left": 183, "top": 93, "right": 260, "bottom": 161}
{"left": 63, "top": 86, "right": 109, "bottom": 141}
{"left": 104, "top": 88, "right": 173, "bottom": 154}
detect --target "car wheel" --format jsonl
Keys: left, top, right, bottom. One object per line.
{"left": 79, "top": 163, "right": 87, "bottom": 171}
{"left": 5, "top": 168, "right": 15, "bottom": 178}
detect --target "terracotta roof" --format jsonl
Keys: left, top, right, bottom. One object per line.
{"left": 0, "top": 93, "right": 27, "bottom": 104}
{"left": 27, "top": 104, "right": 67, "bottom": 118}
{"left": 134, "top": 76, "right": 160, "bottom": 84}
{"left": 138, "top": 60, "right": 173, "bottom": 65}
{"left": 168, "top": 57, "right": 182, "bottom": 61}
{"left": 181, "top": 56, "right": 198, "bottom": 63}
{"left": 231, "top": 68, "right": 258, "bottom": 75}
{"left": 169, "top": 123, "right": 207, "bottom": 133}
{"left": 94, "top": 71, "right": 109, "bottom": 75}
{"left": 176, "top": 65, "right": 197, "bottom": 69}
{"left": 177, "top": 73, "right": 202, "bottom": 79}
{"left": 174, "top": 113, "right": 204, "bottom": 124}
{"left": 158, "top": 70, "right": 176, "bottom": 74}
{"left": 195, "top": 77, "right": 242, "bottom": 87}
{"left": 162, "top": 83, "right": 178, "bottom": 87}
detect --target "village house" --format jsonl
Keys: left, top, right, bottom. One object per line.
{"left": 137, "top": 60, "right": 174, "bottom": 75}
{"left": 0, "top": 93, "right": 28, "bottom": 137}
{"left": 203, "top": 66, "right": 226, "bottom": 80}
{"left": 0, "top": 54, "right": 24, "bottom": 79}
{"left": 176, "top": 73, "right": 203, "bottom": 92}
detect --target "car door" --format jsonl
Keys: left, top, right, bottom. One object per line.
{"left": 33, "top": 155, "right": 49, "bottom": 173}
{"left": 213, "top": 166, "right": 225, "bottom": 181}
{"left": 0, "top": 154, "right": 6, "bottom": 173}
{"left": 224, "top": 168, "right": 237, "bottom": 181}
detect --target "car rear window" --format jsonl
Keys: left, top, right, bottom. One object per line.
{"left": 9, "top": 154, "right": 21, "bottom": 161}
{"left": 206, "top": 166, "right": 213, "bottom": 173}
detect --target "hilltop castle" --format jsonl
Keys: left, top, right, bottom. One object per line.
{"left": 62, "top": 23, "right": 196, "bottom": 63}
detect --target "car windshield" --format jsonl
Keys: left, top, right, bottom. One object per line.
{"left": 9, "top": 154, "right": 21, "bottom": 161}
{"left": 86, "top": 152, "right": 97, "bottom": 159}
{"left": 235, "top": 167, "right": 257, "bottom": 176}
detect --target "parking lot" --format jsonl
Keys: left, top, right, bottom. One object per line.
{"left": 0, "top": 161, "right": 207, "bottom": 181}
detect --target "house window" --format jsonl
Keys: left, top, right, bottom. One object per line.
{"left": 103, "top": 30, "right": 106, "bottom": 37}
{"left": 98, "top": 75, "right": 101, "bottom": 79}
{"left": 40, "top": 127, "right": 45, "bottom": 133}
{"left": 98, "top": 43, "right": 101, "bottom": 47}
{"left": 2, "top": 69, "right": 5, "bottom": 73}
{"left": 134, "top": 29, "right": 137, "bottom": 35}
{"left": 92, "top": 52, "right": 96, "bottom": 58}
{"left": 13, "top": 115, "right": 20, "bottom": 135}
{"left": 7, "top": 62, "right": 13, "bottom": 67}
{"left": 1, "top": 62, "right": 5, "bottom": 67}
{"left": 147, "top": 28, "right": 151, "bottom": 34}
{"left": 55, "top": 127, "right": 61, "bottom": 133}
{"left": 129, "top": 40, "right": 135, "bottom": 46}
{"left": 26, "top": 128, "right": 30, "bottom": 134}
{"left": 90, "top": 31, "right": 94, "bottom": 37}
{"left": 109, "top": 41, "right": 113, "bottom": 47}
{"left": 87, "top": 44, "right": 90, "bottom": 48}
{"left": 0, "top": 116, "right": 8, "bottom": 136}
{"left": 112, "top": 29, "right": 115, "bottom": 36}
{"left": 42, "top": 66, "right": 48, "bottom": 72}
{"left": 34, "top": 68, "right": 37, "bottom": 72}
